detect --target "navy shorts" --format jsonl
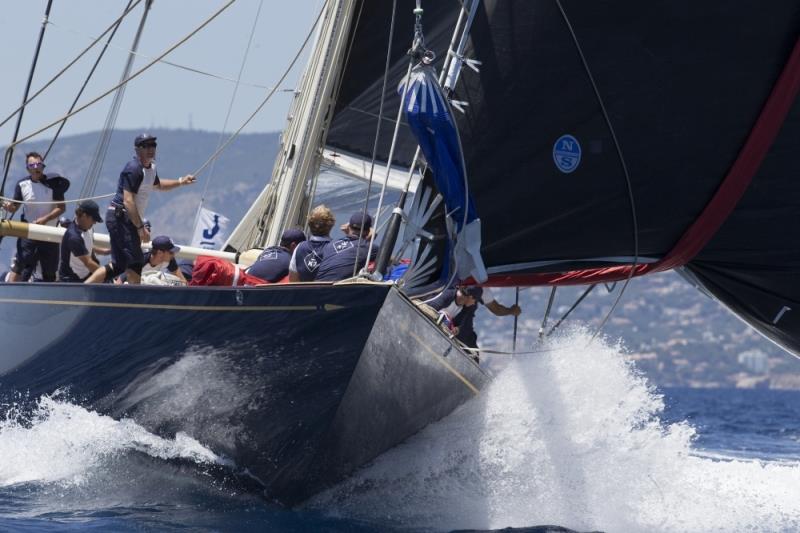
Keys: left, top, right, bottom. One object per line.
{"left": 106, "top": 207, "right": 144, "bottom": 275}
{"left": 11, "top": 237, "right": 58, "bottom": 281}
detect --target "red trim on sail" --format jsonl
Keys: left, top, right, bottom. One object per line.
{"left": 484, "top": 36, "right": 800, "bottom": 288}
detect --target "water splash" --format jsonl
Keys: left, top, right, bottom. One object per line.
{"left": 310, "top": 328, "right": 800, "bottom": 532}
{"left": 0, "top": 393, "right": 227, "bottom": 488}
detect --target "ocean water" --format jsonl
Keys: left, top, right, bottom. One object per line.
{"left": 1, "top": 329, "right": 799, "bottom": 532}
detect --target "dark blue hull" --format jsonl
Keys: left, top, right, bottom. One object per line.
{"left": 0, "top": 282, "right": 487, "bottom": 504}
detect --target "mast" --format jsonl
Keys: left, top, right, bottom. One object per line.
{"left": 225, "top": 0, "right": 359, "bottom": 251}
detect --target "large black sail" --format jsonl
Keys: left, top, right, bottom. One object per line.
{"left": 328, "top": 0, "right": 799, "bottom": 272}
{"left": 327, "top": 1, "right": 800, "bottom": 354}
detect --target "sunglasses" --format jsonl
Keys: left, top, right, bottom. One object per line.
{"left": 26, "top": 162, "right": 45, "bottom": 169}
{"left": 137, "top": 142, "right": 157, "bottom": 149}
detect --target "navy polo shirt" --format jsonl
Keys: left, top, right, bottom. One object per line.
{"left": 291, "top": 236, "right": 330, "bottom": 281}
{"left": 59, "top": 221, "right": 92, "bottom": 282}
{"left": 247, "top": 245, "right": 291, "bottom": 282}
{"left": 111, "top": 158, "right": 160, "bottom": 206}
{"left": 314, "top": 235, "right": 379, "bottom": 282}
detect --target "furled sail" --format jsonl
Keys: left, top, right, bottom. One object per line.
{"left": 401, "top": 65, "right": 486, "bottom": 282}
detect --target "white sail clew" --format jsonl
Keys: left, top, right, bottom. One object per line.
{"left": 224, "top": 0, "right": 360, "bottom": 252}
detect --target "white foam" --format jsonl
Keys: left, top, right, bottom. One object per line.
{"left": 310, "top": 329, "right": 800, "bottom": 532}
{"left": 0, "top": 393, "right": 226, "bottom": 488}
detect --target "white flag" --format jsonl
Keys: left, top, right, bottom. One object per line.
{"left": 191, "top": 207, "right": 230, "bottom": 250}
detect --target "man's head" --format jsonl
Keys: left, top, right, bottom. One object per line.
{"left": 456, "top": 285, "right": 483, "bottom": 307}
{"left": 346, "top": 212, "right": 372, "bottom": 238}
{"left": 150, "top": 235, "right": 180, "bottom": 264}
{"left": 134, "top": 133, "right": 157, "bottom": 166}
{"left": 75, "top": 200, "right": 103, "bottom": 230}
{"left": 279, "top": 228, "right": 306, "bottom": 252}
{"left": 25, "top": 152, "right": 45, "bottom": 181}
{"left": 307, "top": 205, "right": 335, "bottom": 237}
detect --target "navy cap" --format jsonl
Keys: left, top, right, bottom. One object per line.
{"left": 134, "top": 133, "right": 157, "bottom": 147}
{"left": 280, "top": 228, "right": 306, "bottom": 245}
{"left": 77, "top": 199, "right": 103, "bottom": 223}
{"left": 152, "top": 235, "right": 180, "bottom": 253}
{"left": 349, "top": 212, "right": 372, "bottom": 231}
{"left": 459, "top": 285, "right": 483, "bottom": 300}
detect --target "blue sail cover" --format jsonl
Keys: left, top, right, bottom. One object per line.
{"left": 401, "top": 65, "right": 487, "bottom": 282}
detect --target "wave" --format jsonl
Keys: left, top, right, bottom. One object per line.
{"left": 309, "top": 328, "right": 800, "bottom": 532}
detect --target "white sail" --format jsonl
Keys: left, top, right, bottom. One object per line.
{"left": 224, "top": 0, "right": 360, "bottom": 252}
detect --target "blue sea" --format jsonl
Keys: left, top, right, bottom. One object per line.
{"left": 1, "top": 330, "right": 799, "bottom": 532}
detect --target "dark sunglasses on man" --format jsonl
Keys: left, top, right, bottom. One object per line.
{"left": 26, "top": 162, "right": 45, "bottom": 169}
{"left": 137, "top": 142, "right": 157, "bottom": 149}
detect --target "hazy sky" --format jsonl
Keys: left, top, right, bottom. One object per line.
{"left": 0, "top": 0, "right": 321, "bottom": 143}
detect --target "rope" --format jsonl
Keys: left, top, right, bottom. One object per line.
{"left": 194, "top": 0, "right": 265, "bottom": 235}
{"left": 45, "top": 18, "right": 290, "bottom": 92}
{"left": 1, "top": 0, "right": 54, "bottom": 197}
{"left": 0, "top": 0, "right": 144, "bottom": 134}
{"left": 83, "top": 0, "right": 153, "bottom": 199}
{"left": 188, "top": 0, "right": 326, "bottom": 179}
{"left": 0, "top": 192, "right": 114, "bottom": 206}
{"left": 352, "top": 0, "right": 398, "bottom": 277}
{"left": 7, "top": 0, "right": 238, "bottom": 151}
{"left": 44, "top": 0, "right": 136, "bottom": 160}
{"left": 554, "top": 0, "right": 639, "bottom": 345}
{"left": 460, "top": 345, "right": 576, "bottom": 356}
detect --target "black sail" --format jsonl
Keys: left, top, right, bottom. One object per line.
{"left": 327, "top": 0, "right": 800, "bottom": 354}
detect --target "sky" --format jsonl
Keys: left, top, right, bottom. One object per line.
{"left": 0, "top": 0, "right": 321, "bottom": 143}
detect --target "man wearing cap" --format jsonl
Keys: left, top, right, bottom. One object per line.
{"left": 427, "top": 285, "right": 521, "bottom": 362}
{"left": 314, "top": 212, "right": 380, "bottom": 282}
{"left": 59, "top": 200, "right": 110, "bottom": 283}
{"left": 289, "top": 205, "right": 335, "bottom": 282}
{"left": 140, "top": 235, "right": 187, "bottom": 285}
{"left": 3, "top": 151, "right": 70, "bottom": 282}
{"left": 247, "top": 228, "right": 307, "bottom": 283}
{"left": 104, "top": 133, "right": 196, "bottom": 284}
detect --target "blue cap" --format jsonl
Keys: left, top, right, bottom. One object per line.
{"left": 151, "top": 235, "right": 180, "bottom": 253}
{"left": 134, "top": 133, "right": 157, "bottom": 147}
{"left": 349, "top": 212, "right": 372, "bottom": 231}
{"left": 280, "top": 228, "right": 306, "bottom": 245}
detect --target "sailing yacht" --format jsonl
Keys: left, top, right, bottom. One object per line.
{"left": 1, "top": 0, "right": 800, "bottom": 505}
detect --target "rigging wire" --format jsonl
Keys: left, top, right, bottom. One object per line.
{"left": 0, "top": 0, "right": 144, "bottom": 134}
{"left": 44, "top": 0, "right": 136, "bottom": 160}
{"left": 188, "top": 0, "right": 327, "bottom": 179}
{"left": 192, "top": 0, "right": 265, "bottom": 236}
{"left": 1, "top": 0, "right": 54, "bottom": 198}
{"left": 554, "top": 0, "right": 639, "bottom": 344}
{"left": 45, "top": 18, "right": 289, "bottom": 92}
{"left": 5, "top": 0, "right": 238, "bottom": 153}
{"left": 352, "top": 0, "right": 398, "bottom": 277}
{"left": 82, "top": 0, "right": 153, "bottom": 199}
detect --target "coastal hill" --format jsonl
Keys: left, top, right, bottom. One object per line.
{"left": 2, "top": 128, "right": 799, "bottom": 389}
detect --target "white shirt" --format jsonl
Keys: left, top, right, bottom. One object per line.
{"left": 134, "top": 163, "right": 158, "bottom": 216}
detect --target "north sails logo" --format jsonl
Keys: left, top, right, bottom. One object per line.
{"left": 553, "top": 134, "right": 582, "bottom": 174}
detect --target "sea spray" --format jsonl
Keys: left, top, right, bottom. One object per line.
{"left": 310, "top": 328, "right": 800, "bottom": 532}
{"left": 0, "top": 393, "right": 225, "bottom": 488}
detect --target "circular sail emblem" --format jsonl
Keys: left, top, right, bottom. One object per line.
{"left": 553, "top": 134, "right": 582, "bottom": 173}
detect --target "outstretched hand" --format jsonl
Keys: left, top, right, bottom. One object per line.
{"left": 180, "top": 175, "right": 197, "bottom": 185}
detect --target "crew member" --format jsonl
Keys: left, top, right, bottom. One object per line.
{"left": 97, "top": 133, "right": 195, "bottom": 284}
{"left": 247, "top": 228, "right": 306, "bottom": 283}
{"left": 59, "top": 200, "right": 109, "bottom": 282}
{"left": 314, "top": 212, "right": 379, "bottom": 281}
{"left": 139, "top": 235, "right": 187, "bottom": 285}
{"left": 289, "top": 204, "right": 334, "bottom": 282}
{"left": 428, "top": 285, "right": 521, "bottom": 361}
{"left": 3, "top": 152, "right": 69, "bottom": 281}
